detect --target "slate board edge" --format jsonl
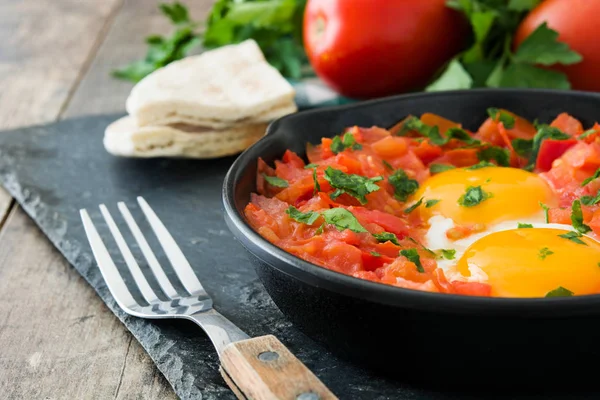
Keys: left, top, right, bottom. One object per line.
{"left": 0, "top": 163, "right": 206, "bottom": 399}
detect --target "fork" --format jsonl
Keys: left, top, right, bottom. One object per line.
{"left": 80, "top": 196, "right": 336, "bottom": 400}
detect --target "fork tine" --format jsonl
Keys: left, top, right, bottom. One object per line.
{"left": 137, "top": 196, "right": 206, "bottom": 296}
{"left": 80, "top": 209, "right": 138, "bottom": 311}
{"left": 118, "top": 202, "right": 179, "bottom": 299}
{"left": 99, "top": 204, "right": 159, "bottom": 304}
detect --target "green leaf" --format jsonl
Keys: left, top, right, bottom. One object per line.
{"left": 400, "top": 116, "right": 478, "bottom": 146}
{"left": 478, "top": 146, "right": 510, "bottom": 167}
{"left": 400, "top": 249, "right": 425, "bottom": 273}
{"left": 499, "top": 63, "right": 571, "bottom": 89}
{"left": 225, "top": 0, "right": 297, "bottom": 27}
{"left": 430, "top": 164, "right": 455, "bottom": 174}
{"left": 580, "top": 129, "right": 597, "bottom": 139}
{"left": 545, "top": 286, "right": 574, "bottom": 297}
{"left": 285, "top": 206, "right": 320, "bottom": 225}
{"left": 458, "top": 186, "right": 492, "bottom": 207}
{"left": 372, "top": 232, "right": 400, "bottom": 246}
{"left": 330, "top": 132, "right": 361, "bottom": 154}
{"left": 508, "top": 0, "right": 542, "bottom": 11}
{"left": 159, "top": 2, "right": 190, "bottom": 24}
{"left": 324, "top": 167, "right": 382, "bottom": 205}
{"left": 322, "top": 208, "right": 367, "bottom": 233}
{"left": 440, "top": 249, "right": 456, "bottom": 260}
{"left": 446, "top": 128, "right": 481, "bottom": 145}
{"left": 513, "top": 22, "right": 582, "bottom": 66}
{"left": 467, "top": 161, "right": 496, "bottom": 170}
{"left": 581, "top": 192, "right": 600, "bottom": 206}
{"left": 426, "top": 59, "right": 473, "bottom": 91}
{"left": 518, "top": 223, "right": 533, "bottom": 228}
{"left": 487, "top": 108, "right": 515, "bottom": 129}
{"left": 389, "top": 169, "right": 419, "bottom": 202}
{"left": 461, "top": 11, "right": 497, "bottom": 64}
{"left": 111, "top": 60, "right": 157, "bottom": 83}
{"left": 582, "top": 167, "right": 600, "bottom": 186}
{"left": 312, "top": 167, "right": 320, "bottom": 195}
{"left": 529, "top": 125, "right": 571, "bottom": 167}
{"left": 383, "top": 160, "right": 394, "bottom": 171}
{"left": 540, "top": 202, "right": 550, "bottom": 223}
{"left": 571, "top": 200, "right": 591, "bottom": 234}
{"left": 304, "top": 163, "right": 318, "bottom": 169}
{"left": 512, "top": 138, "right": 534, "bottom": 158}
{"left": 558, "top": 231, "right": 587, "bottom": 246}
{"left": 404, "top": 198, "right": 423, "bottom": 214}
{"left": 538, "top": 247, "right": 554, "bottom": 260}
{"left": 425, "top": 199, "right": 440, "bottom": 208}
{"left": 262, "top": 173, "right": 289, "bottom": 188}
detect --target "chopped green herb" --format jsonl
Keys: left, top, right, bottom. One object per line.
{"left": 330, "top": 135, "right": 345, "bottom": 154}
{"left": 304, "top": 163, "right": 318, "bottom": 169}
{"left": 445, "top": 127, "right": 482, "bottom": 145}
{"left": 262, "top": 174, "right": 289, "bottom": 188}
{"left": 545, "top": 286, "right": 574, "bottom": 297}
{"left": 400, "top": 248, "right": 425, "bottom": 273}
{"left": 382, "top": 160, "right": 394, "bottom": 171}
{"left": 582, "top": 167, "right": 600, "bottom": 186}
{"left": 370, "top": 251, "right": 381, "bottom": 257}
{"left": 315, "top": 223, "right": 325, "bottom": 235}
{"left": 331, "top": 132, "right": 362, "bottom": 154}
{"left": 324, "top": 167, "right": 382, "bottom": 204}
{"left": 399, "top": 116, "right": 479, "bottom": 146}
{"left": 487, "top": 108, "right": 516, "bottom": 129}
{"left": 478, "top": 146, "right": 510, "bottom": 167}
{"left": 425, "top": 199, "right": 440, "bottom": 208}
{"left": 404, "top": 198, "right": 423, "bottom": 214}
{"left": 312, "top": 167, "right": 320, "bottom": 195}
{"left": 518, "top": 223, "right": 533, "bottom": 228}
{"left": 571, "top": 200, "right": 591, "bottom": 233}
{"left": 580, "top": 129, "right": 597, "bottom": 139}
{"left": 458, "top": 186, "right": 492, "bottom": 207}
{"left": 558, "top": 231, "right": 587, "bottom": 246}
{"left": 466, "top": 161, "right": 496, "bottom": 170}
{"left": 529, "top": 125, "right": 571, "bottom": 168}
{"left": 389, "top": 169, "right": 419, "bottom": 202}
{"left": 538, "top": 247, "right": 554, "bottom": 260}
{"left": 429, "top": 164, "right": 456, "bottom": 174}
{"left": 581, "top": 191, "right": 600, "bottom": 206}
{"left": 440, "top": 249, "right": 456, "bottom": 260}
{"left": 285, "top": 206, "right": 320, "bottom": 225}
{"left": 372, "top": 232, "right": 400, "bottom": 246}
{"left": 540, "top": 202, "right": 550, "bottom": 223}
{"left": 322, "top": 208, "right": 367, "bottom": 233}
{"left": 512, "top": 138, "right": 534, "bottom": 158}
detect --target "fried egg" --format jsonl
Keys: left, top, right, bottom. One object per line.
{"left": 410, "top": 166, "right": 600, "bottom": 297}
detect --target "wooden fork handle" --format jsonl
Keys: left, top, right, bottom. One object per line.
{"left": 219, "top": 335, "right": 337, "bottom": 400}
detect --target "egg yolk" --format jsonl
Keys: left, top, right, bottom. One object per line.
{"left": 455, "top": 228, "right": 600, "bottom": 297}
{"left": 413, "top": 167, "right": 556, "bottom": 225}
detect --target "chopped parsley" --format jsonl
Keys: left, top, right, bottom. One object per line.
{"left": 540, "top": 202, "right": 550, "bottom": 223}
{"left": 545, "top": 286, "right": 574, "bottom": 297}
{"left": 315, "top": 223, "right": 325, "bottom": 235}
{"left": 466, "top": 161, "right": 496, "bottom": 170}
{"left": 370, "top": 251, "right": 381, "bottom": 257}
{"left": 571, "top": 200, "right": 591, "bottom": 233}
{"left": 518, "top": 223, "right": 534, "bottom": 229}
{"left": 538, "top": 247, "right": 554, "bottom": 260}
{"left": 512, "top": 138, "right": 534, "bottom": 158}
{"left": 304, "top": 163, "right": 318, "bottom": 169}
{"left": 324, "top": 167, "right": 382, "bottom": 204}
{"left": 581, "top": 191, "right": 600, "bottom": 206}
{"left": 425, "top": 199, "right": 440, "bottom": 208}
{"left": 322, "top": 208, "right": 367, "bottom": 233}
{"left": 312, "top": 167, "right": 320, "bottom": 195}
{"left": 382, "top": 160, "right": 394, "bottom": 171}
{"left": 262, "top": 174, "right": 289, "bottom": 188}
{"left": 399, "top": 116, "right": 479, "bottom": 146}
{"left": 400, "top": 248, "right": 425, "bottom": 273}
{"left": 558, "top": 231, "right": 587, "bottom": 246}
{"left": 580, "top": 129, "right": 597, "bottom": 139}
{"left": 404, "top": 198, "right": 423, "bottom": 214}
{"left": 487, "top": 108, "right": 515, "bottom": 129}
{"left": 372, "top": 232, "right": 400, "bottom": 246}
{"left": 429, "top": 164, "right": 455, "bottom": 174}
{"left": 581, "top": 167, "right": 600, "bottom": 186}
{"left": 389, "top": 169, "right": 419, "bottom": 201}
{"left": 458, "top": 186, "right": 492, "bottom": 207}
{"left": 285, "top": 206, "right": 320, "bottom": 225}
{"left": 478, "top": 146, "right": 510, "bottom": 167}
{"left": 331, "top": 132, "right": 362, "bottom": 154}
{"left": 440, "top": 249, "right": 456, "bottom": 260}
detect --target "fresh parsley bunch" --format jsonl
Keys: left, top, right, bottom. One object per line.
{"left": 427, "top": 0, "right": 582, "bottom": 91}
{"left": 112, "top": 0, "right": 309, "bottom": 83}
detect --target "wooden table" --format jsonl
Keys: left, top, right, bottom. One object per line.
{"left": 0, "top": 1, "right": 214, "bottom": 397}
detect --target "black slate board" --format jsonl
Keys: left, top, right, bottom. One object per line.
{"left": 0, "top": 115, "right": 593, "bottom": 400}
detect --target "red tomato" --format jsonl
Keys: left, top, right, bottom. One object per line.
{"left": 535, "top": 138, "right": 578, "bottom": 172}
{"left": 303, "top": 0, "right": 468, "bottom": 99}
{"left": 514, "top": 0, "right": 600, "bottom": 91}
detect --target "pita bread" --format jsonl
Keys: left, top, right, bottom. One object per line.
{"left": 104, "top": 116, "right": 267, "bottom": 158}
{"left": 126, "top": 39, "right": 296, "bottom": 127}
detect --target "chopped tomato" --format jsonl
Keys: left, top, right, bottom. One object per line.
{"left": 420, "top": 113, "right": 460, "bottom": 134}
{"left": 550, "top": 113, "right": 584, "bottom": 136}
{"left": 371, "top": 136, "right": 408, "bottom": 158}
{"left": 535, "top": 139, "right": 578, "bottom": 172}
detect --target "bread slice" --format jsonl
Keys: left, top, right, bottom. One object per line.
{"left": 126, "top": 39, "right": 296, "bottom": 127}
{"left": 104, "top": 116, "right": 267, "bottom": 158}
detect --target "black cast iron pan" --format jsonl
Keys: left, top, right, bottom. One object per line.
{"left": 222, "top": 89, "right": 600, "bottom": 391}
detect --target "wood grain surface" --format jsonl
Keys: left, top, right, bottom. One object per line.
{"left": 0, "top": 1, "right": 214, "bottom": 398}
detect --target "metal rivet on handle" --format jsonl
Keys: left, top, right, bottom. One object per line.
{"left": 257, "top": 351, "right": 279, "bottom": 362}
{"left": 297, "top": 393, "right": 320, "bottom": 400}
